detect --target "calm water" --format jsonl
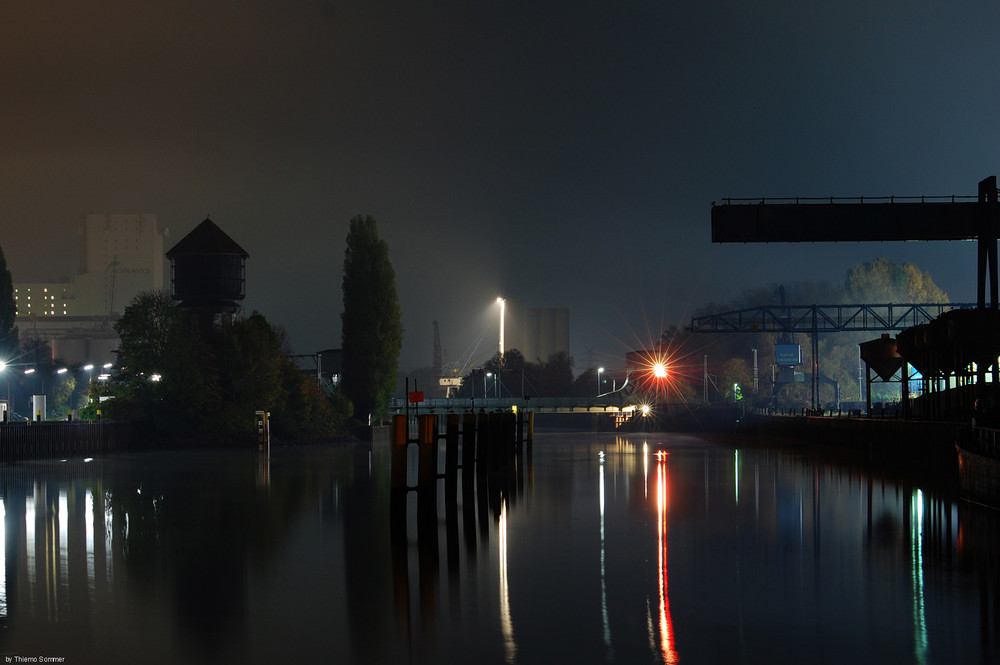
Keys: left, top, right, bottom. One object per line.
{"left": 0, "top": 431, "right": 997, "bottom": 664}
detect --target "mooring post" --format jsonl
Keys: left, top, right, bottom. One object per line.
{"left": 445, "top": 412, "right": 460, "bottom": 475}
{"left": 444, "top": 412, "right": 460, "bottom": 503}
{"left": 417, "top": 413, "right": 438, "bottom": 488}
{"left": 486, "top": 412, "right": 501, "bottom": 466}
{"left": 462, "top": 411, "right": 477, "bottom": 474}
{"left": 390, "top": 413, "right": 408, "bottom": 491}
{"left": 476, "top": 411, "right": 490, "bottom": 469}
{"left": 503, "top": 411, "right": 516, "bottom": 460}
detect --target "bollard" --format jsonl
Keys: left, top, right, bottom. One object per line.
{"left": 502, "top": 411, "right": 516, "bottom": 459}
{"left": 476, "top": 411, "right": 491, "bottom": 473}
{"left": 391, "top": 414, "right": 408, "bottom": 490}
{"left": 462, "top": 412, "right": 477, "bottom": 472}
{"left": 417, "top": 414, "right": 438, "bottom": 488}
{"left": 445, "top": 413, "right": 460, "bottom": 475}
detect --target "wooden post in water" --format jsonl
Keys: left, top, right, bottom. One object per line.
{"left": 476, "top": 411, "right": 490, "bottom": 468}
{"left": 444, "top": 412, "right": 460, "bottom": 502}
{"left": 502, "top": 411, "right": 516, "bottom": 461}
{"left": 445, "top": 413, "right": 460, "bottom": 475}
{"left": 462, "top": 411, "right": 477, "bottom": 473}
{"left": 417, "top": 413, "right": 438, "bottom": 488}
{"left": 390, "top": 413, "right": 408, "bottom": 490}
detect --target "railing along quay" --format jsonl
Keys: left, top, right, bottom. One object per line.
{"left": 0, "top": 421, "right": 135, "bottom": 461}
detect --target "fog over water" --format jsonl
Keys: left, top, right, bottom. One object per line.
{"left": 3, "top": 2, "right": 996, "bottom": 371}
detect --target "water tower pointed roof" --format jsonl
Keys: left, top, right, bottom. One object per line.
{"left": 165, "top": 218, "right": 248, "bottom": 258}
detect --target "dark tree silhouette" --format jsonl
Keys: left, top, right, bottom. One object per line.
{"left": 0, "top": 242, "right": 18, "bottom": 360}
{"left": 341, "top": 215, "right": 403, "bottom": 425}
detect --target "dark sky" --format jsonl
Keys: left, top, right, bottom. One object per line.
{"left": 2, "top": 1, "right": 997, "bottom": 372}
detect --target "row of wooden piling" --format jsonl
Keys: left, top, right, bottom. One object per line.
{"left": 390, "top": 409, "right": 534, "bottom": 491}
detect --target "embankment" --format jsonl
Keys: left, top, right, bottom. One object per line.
{"left": 0, "top": 421, "right": 135, "bottom": 461}
{"left": 738, "top": 414, "right": 967, "bottom": 473}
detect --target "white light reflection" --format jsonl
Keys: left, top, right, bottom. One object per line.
{"left": 643, "top": 441, "right": 649, "bottom": 498}
{"left": 26, "top": 494, "right": 35, "bottom": 602}
{"left": 499, "top": 501, "right": 516, "bottom": 663}
{"left": 911, "top": 489, "right": 928, "bottom": 665}
{"left": 653, "top": 453, "right": 679, "bottom": 664}
{"left": 734, "top": 450, "right": 740, "bottom": 505}
{"left": 86, "top": 490, "right": 95, "bottom": 597}
{"left": 59, "top": 491, "right": 68, "bottom": 589}
{"left": 105, "top": 490, "right": 114, "bottom": 582}
{"left": 599, "top": 452, "right": 613, "bottom": 655}
{"left": 0, "top": 499, "right": 5, "bottom": 617}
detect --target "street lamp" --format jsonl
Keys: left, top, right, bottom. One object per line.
{"left": 0, "top": 361, "right": 7, "bottom": 421}
{"left": 497, "top": 297, "right": 506, "bottom": 357}
{"left": 597, "top": 367, "right": 604, "bottom": 396}
{"left": 485, "top": 372, "right": 492, "bottom": 398}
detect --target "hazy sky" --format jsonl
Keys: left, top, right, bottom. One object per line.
{"left": 2, "top": 1, "right": 997, "bottom": 372}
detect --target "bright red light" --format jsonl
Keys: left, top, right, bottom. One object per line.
{"left": 627, "top": 345, "right": 689, "bottom": 400}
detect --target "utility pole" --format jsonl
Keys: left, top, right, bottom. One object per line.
{"left": 703, "top": 355, "right": 708, "bottom": 402}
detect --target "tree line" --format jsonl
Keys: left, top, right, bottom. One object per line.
{"left": 0, "top": 220, "right": 953, "bottom": 436}
{"left": 665, "top": 258, "right": 949, "bottom": 410}
{"left": 0, "top": 215, "right": 402, "bottom": 441}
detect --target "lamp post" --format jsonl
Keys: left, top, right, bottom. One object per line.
{"left": 0, "top": 361, "right": 7, "bottom": 421}
{"left": 485, "top": 372, "right": 492, "bottom": 399}
{"left": 597, "top": 367, "right": 604, "bottom": 396}
{"left": 497, "top": 297, "right": 506, "bottom": 357}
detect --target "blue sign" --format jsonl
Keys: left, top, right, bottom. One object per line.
{"left": 775, "top": 344, "right": 802, "bottom": 366}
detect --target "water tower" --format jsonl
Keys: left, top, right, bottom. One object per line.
{"left": 165, "top": 218, "right": 248, "bottom": 326}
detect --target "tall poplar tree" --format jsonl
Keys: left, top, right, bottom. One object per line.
{"left": 341, "top": 215, "right": 403, "bottom": 425}
{"left": 0, "top": 243, "right": 18, "bottom": 360}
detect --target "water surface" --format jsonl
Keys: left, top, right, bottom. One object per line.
{"left": 0, "top": 432, "right": 996, "bottom": 664}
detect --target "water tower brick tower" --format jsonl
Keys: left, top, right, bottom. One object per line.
{"left": 165, "top": 218, "right": 248, "bottom": 327}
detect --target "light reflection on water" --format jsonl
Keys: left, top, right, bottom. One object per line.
{"left": 0, "top": 433, "right": 995, "bottom": 664}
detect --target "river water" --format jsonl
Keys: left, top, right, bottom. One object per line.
{"left": 0, "top": 431, "right": 996, "bottom": 664}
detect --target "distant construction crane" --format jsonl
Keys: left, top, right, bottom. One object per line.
{"left": 433, "top": 320, "right": 443, "bottom": 382}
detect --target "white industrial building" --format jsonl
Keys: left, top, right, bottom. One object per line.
{"left": 14, "top": 213, "right": 168, "bottom": 366}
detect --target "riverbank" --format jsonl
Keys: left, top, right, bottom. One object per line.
{"left": 737, "top": 413, "right": 966, "bottom": 470}
{"left": 0, "top": 420, "right": 136, "bottom": 460}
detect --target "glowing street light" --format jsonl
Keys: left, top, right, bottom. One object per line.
{"left": 497, "top": 297, "right": 506, "bottom": 357}
{"left": 485, "top": 371, "right": 493, "bottom": 398}
{"left": 597, "top": 367, "right": 604, "bottom": 396}
{"left": 0, "top": 361, "right": 7, "bottom": 420}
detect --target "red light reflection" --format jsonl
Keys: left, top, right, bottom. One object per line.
{"left": 655, "top": 454, "right": 679, "bottom": 663}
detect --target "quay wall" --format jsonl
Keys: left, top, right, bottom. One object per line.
{"left": 739, "top": 414, "right": 967, "bottom": 472}
{"left": 0, "top": 421, "right": 135, "bottom": 461}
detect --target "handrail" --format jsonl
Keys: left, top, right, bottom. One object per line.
{"left": 715, "top": 194, "right": 979, "bottom": 205}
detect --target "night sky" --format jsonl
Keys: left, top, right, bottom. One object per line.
{"left": 2, "top": 1, "right": 997, "bottom": 373}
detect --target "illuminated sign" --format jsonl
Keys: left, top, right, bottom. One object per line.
{"left": 775, "top": 344, "right": 802, "bottom": 366}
